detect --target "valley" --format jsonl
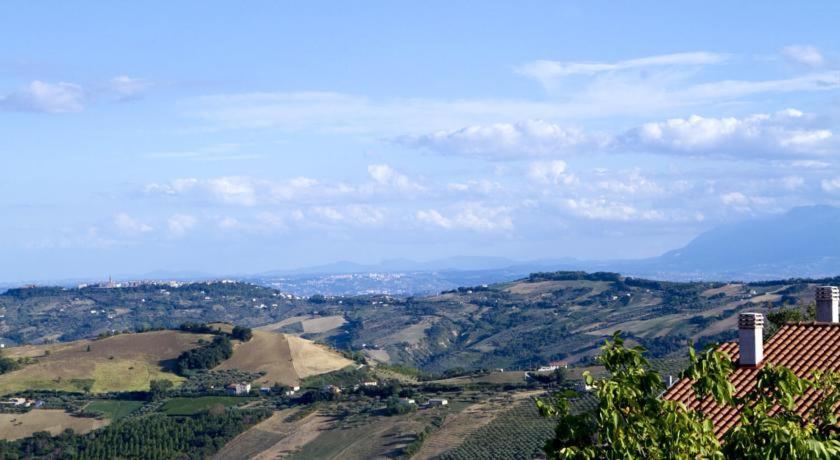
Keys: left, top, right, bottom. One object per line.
{"left": 0, "top": 270, "right": 827, "bottom": 457}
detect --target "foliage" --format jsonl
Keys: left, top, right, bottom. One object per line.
{"left": 0, "top": 408, "right": 271, "bottom": 459}
{"left": 174, "top": 335, "right": 233, "bottom": 376}
{"left": 84, "top": 400, "right": 145, "bottom": 421}
{"left": 539, "top": 332, "right": 840, "bottom": 459}
{"left": 723, "top": 367, "right": 840, "bottom": 458}
{"left": 383, "top": 396, "right": 416, "bottom": 416}
{"left": 160, "top": 396, "right": 254, "bottom": 416}
{"left": 178, "top": 369, "right": 263, "bottom": 393}
{"left": 0, "top": 350, "right": 20, "bottom": 374}
{"left": 230, "top": 325, "right": 253, "bottom": 341}
{"left": 148, "top": 379, "right": 173, "bottom": 401}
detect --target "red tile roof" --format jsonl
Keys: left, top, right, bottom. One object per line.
{"left": 662, "top": 322, "right": 840, "bottom": 438}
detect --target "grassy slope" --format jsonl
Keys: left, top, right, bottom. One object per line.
{"left": 85, "top": 400, "right": 144, "bottom": 420}
{"left": 0, "top": 330, "right": 206, "bottom": 394}
{"left": 0, "top": 328, "right": 352, "bottom": 395}
{"left": 214, "top": 330, "right": 353, "bottom": 386}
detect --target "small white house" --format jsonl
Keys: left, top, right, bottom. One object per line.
{"left": 227, "top": 383, "right": 251, "bottom": 395}
{"left": 428, "top": 398, "right": 449, "bottom": 407}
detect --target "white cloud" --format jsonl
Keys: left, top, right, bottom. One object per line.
{"left": 720, "top": 192, "right": 749, "bottom": 206}
{"left": 821, "top": 178, "right": 840, "bottom": 192}
{"left": 781, "top": 176, "right": 805, "bottom": 190}
{"left": 564, "top": 198, "right": 665, "bottom": 221}
{"left": 113, "top": 213, "right": 153, "bottom": 233}
{"left": 594, "top": 171, "right": 663, "bottom": 195}
{"left": 528, "top": 160, "right": 578, "bottom": 185}
{"left": 186, "top": 69, "right": 840, "bottom": 134}
{"left": 446, "top": 179, "right": 503, "bottom": 194}
{"left": 0, "top": 80, "right": 87, "bottom": 113}
{"left": 399, "top": 120, "right": 594, "bottom": 158}
{"left": 308, "top": 205, "right": 386, "bottom": 226}
{"left": 110, "top": 75, "right": 152, "bottom": 98}
{"left": 167, "top": 214, "right": 197, "bottom": 237}
{"left": 622, "top": 109, "right": 833, "bottom": 157}
{"left": 780, "top": 45, "right": 825, "bottom": 68}
{"left": 401, "top": 109, "right": 835, "bottom": 159}
{"left": 416, "top": 204, "right": 513, "bottom": 231}
{"left": 367, "top": 164, "right": 424, "bottom": 193}
{"left": 206, "top": 177, "right": 257, "bottom": 206}
{"left": 516, "top": 52, "right": 727, "bottom": 86}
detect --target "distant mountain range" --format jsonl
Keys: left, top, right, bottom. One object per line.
{"left": 8, "top": 205, "right": 840, "bottom": 294}
{"left": 620, "top": 205, "right": 840, "bottom": 281}
{"left": 253, "top": 205, "right": 840, "bottom": 294}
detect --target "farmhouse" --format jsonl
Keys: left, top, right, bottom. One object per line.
{"left": 664, "top": 286, "right": 840, "bottom": 438}
{"left": 427, "top": 398, "right": 448, "bottom": 407}
{"left": 226, "top": 383, "right": 251, "bottom": 396}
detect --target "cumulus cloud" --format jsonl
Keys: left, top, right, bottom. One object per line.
{"left": 528, "top": 160, "right": 578, "bottom": 185}
{"left": 146, "top": 176, "right": 318, "bottom": 205}
{"left": 781, "top": 176, "right": 805, "bottom": 190}
{"left": 416, "top": 204, "right": 513, "bottom": 231}
{"left": 167, "top": 214, "right": 197, "bottom": 237}
{"left": 113, "top": 213, "right": 153, "bottom": 233}
{"left": 594, "top": 171, "right": 664, "bottom": 195}
{"left": 367, "top": 164, "right": 424, "bottom": 193}
{"left": 401, "top": 109, "right": 835, "bottom": 159}
{"left": 109, "top": 75, "right": 152, "bottom": 98}
{"left": 780, "top": 45, "right": 825, "bottom": 68}
{"left": 206, "top": 177, "right": 257, "bottom": 206}
{"left": 621, "top": 109, "right": 834, "bottom": 157}
{"left": 398, "top": 120, "right": 594, "bottom": 158}
{"left": 564, "top": 198, "right": 665, "bottom": 221}
{"left": 821, "top": 178, "right": 840, "bottom": 192}
{"left": 516, "top": 52, "right": 727, "bottom": 87}
{"left": 0, "top": 80, "right": 87, "bottom": 113}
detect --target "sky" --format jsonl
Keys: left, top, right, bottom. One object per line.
{"left": 2, "top": 1, "right": 840, "bottom": 282}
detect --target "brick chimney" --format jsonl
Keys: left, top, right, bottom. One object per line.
{"left": 738, "top": 313, "right": 764, "bottom": 367}
{"left": 815, "top": 286, "right": 839, "bottom": 323}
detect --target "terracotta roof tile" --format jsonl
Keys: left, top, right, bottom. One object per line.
{"left": 662, "top": 322, "right": 840, "bottom": 438}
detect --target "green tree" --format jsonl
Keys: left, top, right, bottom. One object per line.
{"left": 149, "top": 379, "right": 174, "bottom": 400}
{"left": 538, "top": 332, "right": 840, "bottom": 459}
{"left": 537, "top": 332, "right": 721, "bottom": 459}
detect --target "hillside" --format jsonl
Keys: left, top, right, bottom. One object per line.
{"left": 215, "top": 329, "right": 353, "bottom": 386}
{"left": 0, "top": 328, "right": 350, "bottom": 395}
{"left": 0, "top": 272, "right": 830, "bottom": 373}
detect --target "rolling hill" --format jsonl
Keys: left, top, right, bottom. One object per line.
{"left": 0, "top": 328, "right": 351, "bottom": 395}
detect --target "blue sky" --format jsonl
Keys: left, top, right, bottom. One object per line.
{"left": 2, "top": 1, "right": 840, "bottom": 281}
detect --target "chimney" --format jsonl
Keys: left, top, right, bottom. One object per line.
{"left": 815, "top": 286, "right": 839, "bottom": 323}
{"left": 738, "top": 313, "right": 764, "bottom": 367}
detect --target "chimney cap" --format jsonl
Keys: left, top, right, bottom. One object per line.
{"left": 738, "top": 312, "right": 764, "bottom": 329}
{"left": 816, "top": 286, "right": 839, "bottom": 298}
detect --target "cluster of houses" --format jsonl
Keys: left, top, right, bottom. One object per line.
{"left": 223, "top": 379, "right": 449, "bottom": 408}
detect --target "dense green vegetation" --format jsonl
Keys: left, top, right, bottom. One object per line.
{"left": 175, "top": 336, "right": 233, "bottom": 376}
{"left": 160, "top": 396, "right": 254, "bottom": 416}
{"left": 538, "top": 333, "right": 840, "bottom": 458}
{"left": 0, "top": 408, "right": 271, "bottom": 459}
{"left": 0, "top": 351, "right": 20, "bottom": 375}
{"left": 84, "top": 400, "right": 144, "bottom": 421}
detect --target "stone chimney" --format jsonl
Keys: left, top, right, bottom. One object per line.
{"left": 815, "top": 286, "right": 839, "bottom": 323}
{"left": 738, "top": 313, "right": 764, "bottom": 367}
